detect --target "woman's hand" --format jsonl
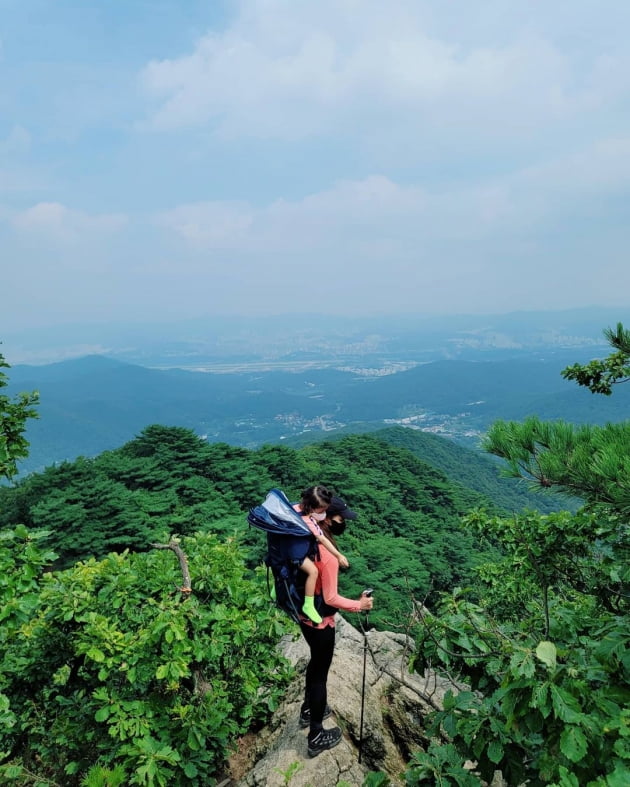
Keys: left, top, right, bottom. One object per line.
{"left": 358, "top": 594, "right": 373, "bottom": 612}
{"left": 338, "top": 553, "right": 350, "bottom": 569}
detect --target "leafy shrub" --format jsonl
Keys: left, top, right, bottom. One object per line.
{"left": 0, "top": 528, "right": 292, "bottom": 786}
{"left": 404, "top": 326, "right": 630, "bottom": 786}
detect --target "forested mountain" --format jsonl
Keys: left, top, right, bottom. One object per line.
{"left": 285, "top": 425, "right": 566, "bottom": 514}
{"left": 0, "top": 427, "right": 518, "bottom": 625}
{"left": 6, "top": 349, "right": 630, "bottom": 475}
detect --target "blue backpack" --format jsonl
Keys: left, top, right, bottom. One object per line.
{"left": 247, "top": 489, "right": 337, "bottom": 623}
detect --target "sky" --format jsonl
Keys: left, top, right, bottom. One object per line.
{"left": 2, "top": 0, "right": 630, "bottom": 332}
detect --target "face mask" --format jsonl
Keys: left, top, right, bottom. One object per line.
{"left": 311, "top": 511, "right": 326, "bottom": 522}
{"left": 329, "top": 519, "right": 346, "bottom": 536}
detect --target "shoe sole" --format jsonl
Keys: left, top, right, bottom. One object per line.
{"left": 307, "top": 735, "right": 342, "bottom": 758}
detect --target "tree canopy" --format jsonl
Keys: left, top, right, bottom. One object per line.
{"left": 0, "top": 426, "right": 508, "bottom": 626}
{"left": 406, "top": 326, "right": 629, "bottom": 786}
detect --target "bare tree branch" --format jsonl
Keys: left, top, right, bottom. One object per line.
{"left": 151, "top": 539, "right": 192, "bottom": 594}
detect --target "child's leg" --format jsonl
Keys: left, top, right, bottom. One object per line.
{"left": 301, "top": 557, "right": 318, "bottom": 598}
{"left": 300, "top": 558, "right": 322, "bottom": 624}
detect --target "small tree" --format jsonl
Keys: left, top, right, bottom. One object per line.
{"left": 406, "top": 325, "right": 630, "bottom": 786}
{"left": 0, "top": 530, "right": 293, "bottom": 786}
{"left": 0, "top": 350, "right": 38, "bottom": 481}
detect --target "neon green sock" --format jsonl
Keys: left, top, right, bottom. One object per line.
{"left": 302, "top": 596, "right": 322, "bottom": 624}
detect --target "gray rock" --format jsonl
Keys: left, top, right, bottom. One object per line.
{"left": 231, "top": 617, "right": 455, "bottom": 787}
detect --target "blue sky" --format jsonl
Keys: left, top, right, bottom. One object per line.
{"left": 2, "top": 0, "right": 630, "bottom": 331}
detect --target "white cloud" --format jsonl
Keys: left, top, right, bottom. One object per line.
{"left": 149, "top": 131, "right": 630, "bottom": 316}
{"left": 159, "top": 133, "right": 630, "bottom": 258}
{"left": 3, "top": 1, "right": 629, "bottom": 328}
{"left": 158, "top": 201, "right": 253, "bottom": 249}
{"left": 138, "top": 0, "right": 627, "bottom": 146}
{"left": 11, "top": 202, "right": 127, "bottom": 243}
{"left": 159, "top": 176, "right": 428, "bottom": 257}
{"left": 519, "top": 137, "right": 630, "bottom": 195}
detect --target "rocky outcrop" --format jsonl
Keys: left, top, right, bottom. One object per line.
{"left": 228, "top": 616, "right": 455, "bottom": 787}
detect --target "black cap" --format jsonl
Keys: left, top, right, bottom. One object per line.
{"left": 327, "top": 496, "right": 357, "bottom": 520}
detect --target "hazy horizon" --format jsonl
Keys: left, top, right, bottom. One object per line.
{"left": 4, "top": 304, "right": 628, "bottom": 366}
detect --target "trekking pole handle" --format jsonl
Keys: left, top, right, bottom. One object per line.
{"left": 362, "top": 588, "right": 374, "bottom": 597}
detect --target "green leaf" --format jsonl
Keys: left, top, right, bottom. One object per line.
{"left": 554, "top": 765, "right": 580, "bottom": 786}
{"left": 155, "top": 664, "right": 169, "bottom": 680}
{"left": 363, "top": 774, "right": 391, "bottom": 787}
{"left": 510, "top": 650, "right": 535, "bottom": 678}
{"left": 187, "top": 727, "right": 202, "bottom": 751}
{"left": 606, "top": 761, "right": 630, "bottom": 787}
{"left": 550, "top": 685, "right": 583, "bottom": 724}
{"left": 442, "top": 690, "right": 457, "bottom": 711}
{"left": 94, "top": 707, "right": 110, "bottom": 722}
{"left": 487, "top": 740, "right": 504, "bottom": 764}
{"left": 536, "top": 641, "right": 557, "bottom": 670}
{"left": 2, "top": 766, "right": 23, "bottom": 779}
{"left": 530, "top": 681, "right": 551, "bottom": 717}
{"left": 560, "top": 726, "right": 588, "bottom": 763}
{"left": 183, "top": 762, "right": 198, "bottom": 779}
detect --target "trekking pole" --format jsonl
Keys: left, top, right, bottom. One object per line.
{"left": 358, "top": 588, "right": 373, "bottom": 764}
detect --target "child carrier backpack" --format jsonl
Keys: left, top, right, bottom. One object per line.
{"left": 247, "top": 488, "right": 337, "bottom": 624}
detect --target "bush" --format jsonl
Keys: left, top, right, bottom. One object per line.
{"left": 0, "top": 528, "right": 292, "bottom": 786}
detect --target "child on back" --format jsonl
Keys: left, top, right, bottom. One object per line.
{"left": 294, "top": 485, "right": 350, "bottom": 624}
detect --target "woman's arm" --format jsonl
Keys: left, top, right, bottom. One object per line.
{"left": 316, "top": 549, "right": 362, "bottom": 612}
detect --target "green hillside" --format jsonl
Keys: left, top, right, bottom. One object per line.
{"left": 0, "top": 426, "right": 531, "bottom": 625}
{"left": 285, "top": 425, "right": 568, "bottom": 514}
{"left": 369, "top": 426, "right": 573, "bottom": 513}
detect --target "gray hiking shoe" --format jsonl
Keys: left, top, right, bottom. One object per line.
{"left": 299, "top": 704, "right": 332, "bottom": 728}
{"left": 307, "top": 726, "right": 342, "bottom": 757}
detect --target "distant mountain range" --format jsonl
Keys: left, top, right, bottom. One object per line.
{"left": 5, "top": 306, "right": 629, "bottom": 367}
{"left": 6, "top": 347, "right": 628, "bottom": 476}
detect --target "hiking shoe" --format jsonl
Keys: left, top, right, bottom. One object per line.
{"left": 299, "top": 704, "right": 332, "bottom": 728}
{"left": 307, "top": 726, "right": 342, "bottom": 757}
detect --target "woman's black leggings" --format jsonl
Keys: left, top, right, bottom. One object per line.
{"left": 299, "top": 622, "right": 336, "bottom": 732}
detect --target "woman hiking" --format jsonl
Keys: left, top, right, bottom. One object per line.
{"left": 293, "top": 485, "right": 350, "bottom": 624}
{"left": 297, "top": 492, "right": 374, "bottom": 758}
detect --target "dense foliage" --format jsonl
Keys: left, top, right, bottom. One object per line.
{"left": 0, "top": 527, "right": 291, "bottom": 786}
{"left": 0, "top": 427, "right": 503, "bottom": 627}
{"left": 0, "top": 352, "right": 38, "bottom": 481}
{"left": 365, "top": 426, "right": 565, "bottom": 514}
{"left": 405, "top": 326, "right": 630, "bottom": 786}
